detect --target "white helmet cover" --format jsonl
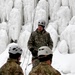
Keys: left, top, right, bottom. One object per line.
{"left": 9, "top": 44, "right": 22, "bottom": 54}
{"left": 38, "top": 46, "right": 52, "bottom": 56}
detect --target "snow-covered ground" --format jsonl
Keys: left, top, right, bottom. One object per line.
{"left": 0, "top": 0, "right": 75, "bottom": 75}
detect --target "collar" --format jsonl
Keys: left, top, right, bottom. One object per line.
{"left": 40, "top": 62, "right": 48, "bottom": 65}
{"left": 7, "top": 58, "right": 21, "bottom": 65}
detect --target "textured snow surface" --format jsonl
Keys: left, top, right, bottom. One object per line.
{"left": 0, "top": 0, "right": 75, "bottom": 75}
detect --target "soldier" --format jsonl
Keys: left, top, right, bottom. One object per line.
{"left": 29, "top": 46, "right": 61, "bottom": 75}
{"left": 28, "top": 20, "right": 53, "bottom": 67}
{"left": 0, "top": 44, "right": 24, "bottom": 75}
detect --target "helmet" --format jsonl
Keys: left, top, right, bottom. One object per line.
{"left": 38, "top": 46, "right": 52, "bottom": 56}
{"left": 9, "top": 44, "right": 22, "bottom": 55}
{"left": 38, "top": 20, "right": 45, "bottom": 27}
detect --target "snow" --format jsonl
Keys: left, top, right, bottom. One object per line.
{"left": 0, "top": 0, "right": 75, "bottom": 75}
{"left": 57, "top": 6, "right": 71, "bottom": 34}
{"left": 46, "top": 25, "right": 58, "bottom": 51}
{"left": 69, "top": 0, "right": 75, "bottom": 16}
{"left": 52, "top": 49, "right": 75, "bottom": 75}
{"left": 0, "top": 22, "right": 8, "bottom": 31}
{"left": 57, "top": 40, "right": 68, "bottom": 54}
{"left": 69, "top": 16, "right": 75, "bottom": 25}
{"left": 62, "top": 0, "right": 69, "bottom": 6}
{"left": 48, "top": 0, "right": 61, "bottom": 21}
{"left": 60, "top": 25, "right": 75, "bottom": 53}
{"left": 0, "top": 29, "right": 8, "bottom": 54}
{"left": 23, "top": 0, "right": 35, "bottom": 24}
{"left": 5, "top": 0, "right": 13, "bottom": 21}
{"left": 8, "top": 8, "right": 22, "bottom": 42}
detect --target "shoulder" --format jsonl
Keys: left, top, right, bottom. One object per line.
{"left": 0, "top": 63, "right": 7, "bottom": 74}
{"left": 31, "top": 30, "right": 37, "bottom": 36}
{"left": 0, "top": 61, "right": 23, "bottom": 75}
{"left": 29, "top": 64, "right": 49, "bottom": 75}
{"left": 32, "top": 31, "right": 37, "bottom": 34}
{"left": 43, "top": 29, "right": 49, "bottom": 35}
{"left": 29, "top": 64, "right": 42, "bottom": 75}
{"left": 5, "top": 60, "right": 21, "bottom": 71}
{"left": 51, "top": 66, "right": 61, "bottom": 75}
{"left": 55, "top": 70, "right": 61, "bottom": 75}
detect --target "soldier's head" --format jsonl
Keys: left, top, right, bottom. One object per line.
{"left": 38, "top": 46, "right": 53, "bottom": 63}
{"left": 9, "top": 44, "right": 22, "bottom": 60}
{"left": 38, "top": 20, "right": 46, "bottom": 31}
